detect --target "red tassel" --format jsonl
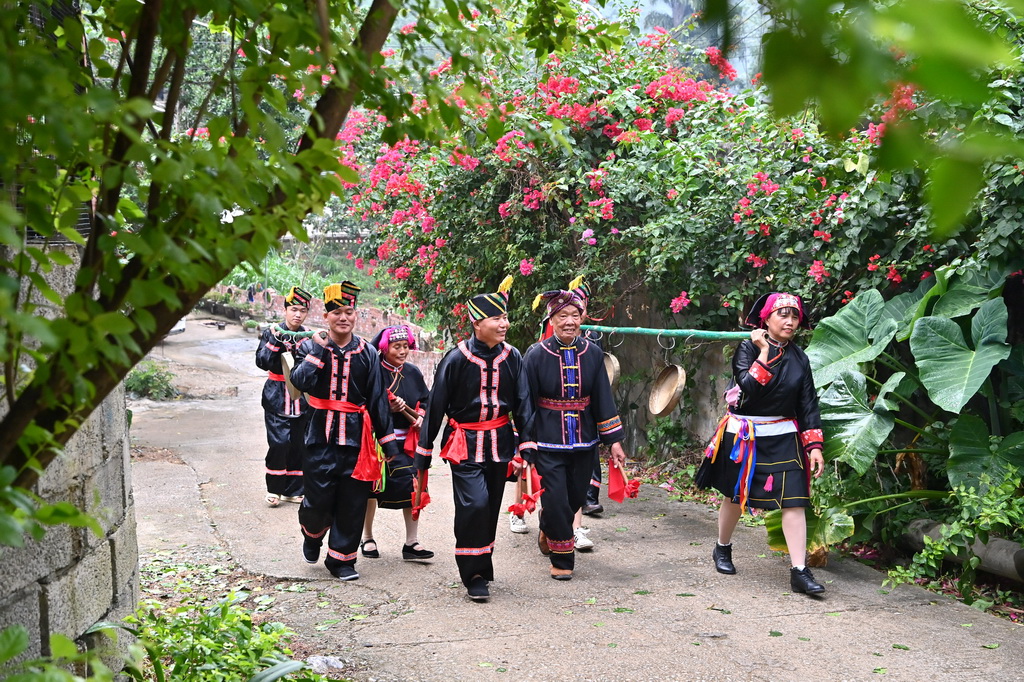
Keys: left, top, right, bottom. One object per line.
{"left": 764, "top": 473, "right": 774, "bottom": 492}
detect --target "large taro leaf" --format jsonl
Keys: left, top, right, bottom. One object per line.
{"left": 883, "top": 275, "right": 930, "bottom": 342}
{"left": 819, "top": 369, "right": 896, "bottom": 475}
{"left": 932, "top": 264, "right": 1012, "bottom": 320}
{"left": 910, "top": 297, "right": 1011, "bottom": 413}
{"left": 765, "top": 506, "right": 854, "bottom": 555}
{"left": 947, "top": 414, "right": 1024, "bottom": 490}
{"left": 898, "top": 265, "right": 953, "bottom": 341}
{"left": 806, "top": 289, "right": 897, "bottom": 389}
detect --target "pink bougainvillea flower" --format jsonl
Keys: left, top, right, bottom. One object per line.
{"left": 867, "top": 253, "right": 881, "bottom": 271}
{"left": 746, "top": 254, "right": 767, "bottom": 268}
{"left": 670, "top": 291, "right": 690, "bottom": 313}
{"left": 519, "top": 258, "right": 535, "bottom": 276}
{"left": 808, "top": 260, "right": 830, "bottom": 283}
{"left": 886, "top": 266, "right": 903, "bottom": 284}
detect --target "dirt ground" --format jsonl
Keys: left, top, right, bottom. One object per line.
{"left": 128, "top": 316, "right": 1024, "bottom": 682}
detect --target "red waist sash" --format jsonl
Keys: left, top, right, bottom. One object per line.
{"left": 441, "top": 415, "right": 510, "bottom": 464}
{"left": 268, "top": 372, "right": 286, "bottom": 382}
{"left": 307, "top": 396, "right": 380, "bottom": 482}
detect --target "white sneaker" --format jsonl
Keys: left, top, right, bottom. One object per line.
{"left": 574, "top": 527, "right": 595, "bottom": 551}
{"left": 509, "top": 514, "right": 528, "bottom": 534}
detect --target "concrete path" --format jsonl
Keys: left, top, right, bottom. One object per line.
{"left": 130, "top": 320, "right": 1023, "bottom": 681}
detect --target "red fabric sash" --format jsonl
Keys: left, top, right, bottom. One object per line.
{"left": 307, "top": 396, "right": 380, "bottom": 482}
{"left": 404, "top": 422, "right": 421, "bottom": 456}
{"left": 440, "top": 415, "right": 510, "bottom": 464}
{"left": 268, "top": 372, "right": 286, "bottom": 382}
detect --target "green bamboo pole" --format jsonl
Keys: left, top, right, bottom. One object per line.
{"left": 581, "top": 324, "right": 749, "bottom": 340}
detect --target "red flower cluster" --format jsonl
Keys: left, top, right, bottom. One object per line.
{"left": 705, "top": 47, "right": 737, "bottom": 81}
{"left": 881, "top": 83, "right": 917, "bottom": 124}
{"left": 670, "top": 291, "right": 691, "bottom": 313}
{"left": 867, "top": 254, "right": 881, "bottom": 271}
{"left": 746, "top": 253, "right": 768, "bottom": 268}
{"left": 645, "top": 71, "right": 713, "bottom": 103}
{"left": 808, "top": 260, "right": 830, "bottom": 283}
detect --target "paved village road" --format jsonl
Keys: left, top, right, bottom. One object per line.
{"left": 129, "top": 319, "right": 1023, "bottom": 681}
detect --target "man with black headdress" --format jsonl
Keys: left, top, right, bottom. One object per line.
{"left": 415, "top": 276, "right": 535, "bottom": 601}
{"left": 522, "top": 288, "right": 627, "bottom": 581}
{"left": 255, "top": 286, "right": 312, "bottom": 508}
{"left": 290, "top": 281, "right": 401, "bottom": 581}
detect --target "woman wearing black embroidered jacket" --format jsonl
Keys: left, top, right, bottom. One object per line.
{"left": 697, "top": 292, "right": 826, "bottom": 595}
{"left": 522, "top": 288, "right": 627, "bottom": 581}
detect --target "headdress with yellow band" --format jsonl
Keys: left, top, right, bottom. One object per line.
{"left": 285, "top": 286, "right": 313, "bottom": 308}
{"left": 468, "top": 275, "right": 513, "bottom": 321}
{"left": 323, "top": 281, "right": 360, "bottom": 311}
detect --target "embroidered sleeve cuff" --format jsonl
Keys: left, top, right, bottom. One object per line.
{"left": 416, "top": 445, "right": 433, "bottom": 457}
{"left": 597, "top": 416, "right": 623, "bottom": 435}
{"left": 517, "top": 441, "right": 538, "bottom": 453}
{"left": 379, "top": 433, "right": 397, "bottom": 445}
{"left": 749, "top": 360, "right": 772, "bottom": 386}
{"left": 303, "top": 354, "right": 325, "bottom": 369}
{"left": 265, "top": 342, "right": 281, "bottom": 352}
{"left": 801, "top": 429, "right": 823, "bottom": 451}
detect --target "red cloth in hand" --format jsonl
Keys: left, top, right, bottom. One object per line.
{"left": 411, "top": 471, "right": 431, "bottom": 521}
{"left": 607, "top": 463, "right": 640, "bottom": 502}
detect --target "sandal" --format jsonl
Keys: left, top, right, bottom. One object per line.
{"left": 281, "top": 495, "right": 304, "bottom": 504}
{"left": 266, "top": 493, "right": 281, "bottom": 508}
{"left": 402, "top": 542, "right": 435, "bottom": 561}
{"left": 360, "top": 539, "right": 380, "bottom": 558}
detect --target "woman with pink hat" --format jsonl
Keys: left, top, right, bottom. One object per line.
{"left": 696, "top": 292, "right": 826, "bottom": 595}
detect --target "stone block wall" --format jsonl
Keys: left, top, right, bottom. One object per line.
{"left": 0, "top": 384, "right": 137, "bottom": 660}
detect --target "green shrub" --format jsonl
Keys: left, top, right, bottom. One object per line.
{"left": 0, "top": 594, "right": 326, "bottom": 682}
{"left": 124, "top": 362, "right": 177, "bottom": 400}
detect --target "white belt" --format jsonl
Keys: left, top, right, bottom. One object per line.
{"left": 726, "top": 415, "right": 796, "bottom": 437}
{"left": 394, "top": 427, "right": 409, "bottom": 439}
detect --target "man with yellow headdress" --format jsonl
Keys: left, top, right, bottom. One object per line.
{"left": 415, "top": 276, "right": 536, "bottom": 601}
{"left": 255, "top": 286, "right": 312, "bottom": 508}
{"left": 290, "top": 281, "right": 401, "bottom": 582}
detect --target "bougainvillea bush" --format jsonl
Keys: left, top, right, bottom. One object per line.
{"left": 325, "top": 7, "right": 1019, "bottom": 349}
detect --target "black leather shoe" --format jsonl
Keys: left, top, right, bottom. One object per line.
{"left": 791, "top": 567, "right": 825, "bottom": 595}
{"left": 712, "top": 543, "right": 736, "bottom": 574}
{"left": 582, "top": 503, "right": 604, "bottom": 516}
{"left": 302, "top": 539, "right": 321, "bottom": 564}
{"left": 467, "top": 576, "right": 490, "bottom": 601}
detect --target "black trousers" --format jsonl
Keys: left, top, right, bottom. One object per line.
{"left": 586, "top": 448, "right": 602, "bottom": 506}
{"left": 536, "top": 447, "right": 594, "bottom": 571}
{"left": 264, "top": 411, "right": 308, "bottom": 497}
{"left": 299, "top": 444, "right": 371, "bottom": 570}
{"left": 450, "top": 459, "right": 508, "bottom": 587}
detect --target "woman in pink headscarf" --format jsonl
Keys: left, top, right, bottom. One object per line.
{"left": 696, "top": 292, "right": 826, "bottom": 596}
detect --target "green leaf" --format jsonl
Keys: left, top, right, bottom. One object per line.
{"left": 769, "top": 630, "right": 783, "bottom": 637}
{"left": 49, "top": 633, "right": 78, "bottom": 658}
{"left": 765, "top": 507, "right": 853, "bottom": 554}
{"left": 0, "top": 513, "right": 26, "bottom": 548}
{"left": 911, "top": 298, "right": 1011, "bottom": 412}
{"left": 892, "top": 643, "right": 910, "bottom": 650}
{"left": 819, "top": 370, "right": 896, "bottom": 474}
{"left": 0, "top": 625, "right": 29, "bottom": 665}
{"left": 806, "top": 289, "right": 897, "bottom": 388}
{"left": 981, "top": 643, "right": 1000, "bottom": 649}
{"left": 947, "top": 415, "right": 1024, "bottom": 490}
{"left": 926, "top": 154, "right": 985, "bottom": 238}
{"left": 933, "top": 265, "right": 1013, "bottom": 319}
{"left": 249, "top": 660, "right": 306, "bottom": 682}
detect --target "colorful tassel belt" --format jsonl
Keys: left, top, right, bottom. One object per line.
{"left": 537, "top": 397, "right": 591, "bottom": 411}
{"left": 725, "top": 415, "right": 795, "bottom": 436}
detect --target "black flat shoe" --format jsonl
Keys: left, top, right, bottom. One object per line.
{"left": 302, "top": 539, "right": 321, "bottom": 564}
{"left": 467, "top": 576, "right": 489, "bottom": 601}
{"left": 712, "top": 543, "right": 736, "bottom": 574}
{"left": 402, "top": 542, "right": 435, "bottom": 561}
{"left": 360, "top": 539, "right": 380, "bottom": 558}
{"left": 791, "top": 567, "right": 825, "bottom": 595}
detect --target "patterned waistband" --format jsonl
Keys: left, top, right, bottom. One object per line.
{"left": 726, "top": 415, "right": 796, "bottom": 437}
{"left": 538, "top": 397, "right": 591, "bottom": 411}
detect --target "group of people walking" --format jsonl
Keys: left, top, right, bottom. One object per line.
{"left": 255, "top": 280, "right": 828, "bottom": 600}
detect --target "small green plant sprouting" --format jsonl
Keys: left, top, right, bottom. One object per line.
{"left": 124, "top": 361, "right": 177, "bottom": 400}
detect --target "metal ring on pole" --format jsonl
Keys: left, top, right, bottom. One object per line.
{"left": 656, "top": 333, "right": 676, "bottom": 351}
{"left": 607, "top": 331, "right": 624, "bottom": 348}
